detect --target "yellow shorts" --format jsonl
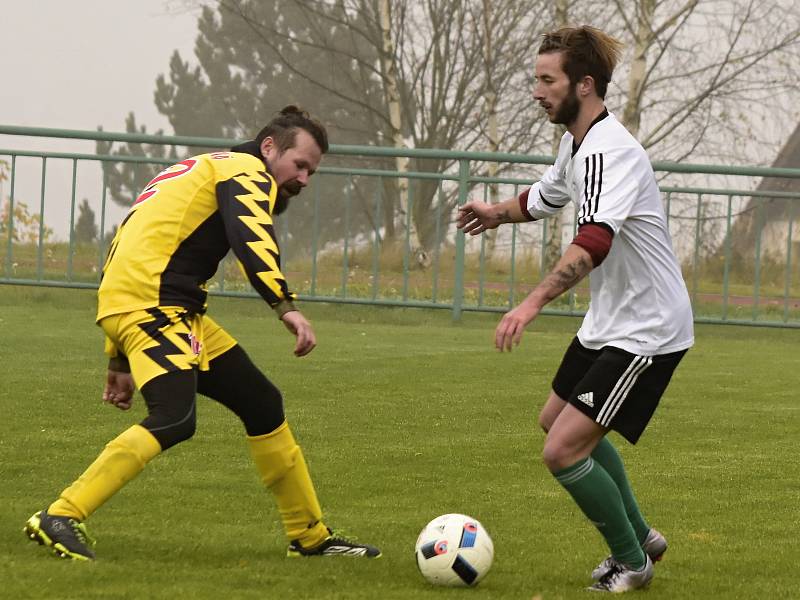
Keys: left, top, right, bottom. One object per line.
{"left": 99, "top": 307, "right": 237, "bottom": 388}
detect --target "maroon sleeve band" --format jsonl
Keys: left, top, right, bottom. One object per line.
{"left": 572, "top": 223, "right": 614, "bottom": 267}
{"left": 518, "top": 188, "right": 535, "bottom": 221}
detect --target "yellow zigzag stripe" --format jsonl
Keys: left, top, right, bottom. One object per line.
{"left": 145, "top": 322, "right": 194, "bottom": 371}
{"left": 161, "top": 330, "right": 195, "bottom": 371}
{"left": 233, "top": 173, "right": 285, "bottom": 298}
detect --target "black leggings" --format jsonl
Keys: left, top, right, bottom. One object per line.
{"left": 139, "top": 345, "right": 285, "bottom": 450}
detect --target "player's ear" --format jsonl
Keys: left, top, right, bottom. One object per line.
{"left": 578, "top": 75, "right": 595, "bottom": 98}
{"left": 260, "top": 136, "right": 276, "bottom": 159}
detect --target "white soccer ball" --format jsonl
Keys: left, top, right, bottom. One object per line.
{"left": 414, "top": 513, "right": 494, "bottom": 587}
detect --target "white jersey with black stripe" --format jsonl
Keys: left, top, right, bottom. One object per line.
{"left": 524, "top": 111, "right": 694, "bottom": 355}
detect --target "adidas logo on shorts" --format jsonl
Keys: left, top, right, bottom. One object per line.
{"left": 577, "top": 392, "right": 594, "bottom": 407}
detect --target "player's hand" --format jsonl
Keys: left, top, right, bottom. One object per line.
{"left": 280, "top": 310, "right": 317, "bottom": 357}
{"left": 495, "top": 299, "right": 541, "bottom": 352}
{"left": 456, "top": 200, "right": 499, "bottom": 235}
{"left": 103, "top": 370, "right": 135, "bottom": 410}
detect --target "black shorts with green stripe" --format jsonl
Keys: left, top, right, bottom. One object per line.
{"left": 551, "top": 337, "right": 687, "bottom": 444}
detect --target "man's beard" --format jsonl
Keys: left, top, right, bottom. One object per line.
{"left": 272, "top": 183, "right": 302, "bottom": 215}
{"left": 264, "top": 156, "right": 300, "bottom": 215}
{"left": 552, "top": 85, "right": 580, "bottom": 125}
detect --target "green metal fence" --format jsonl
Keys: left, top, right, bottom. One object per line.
{"left": 1, "top": 125, "right": 799, "bottom": 327}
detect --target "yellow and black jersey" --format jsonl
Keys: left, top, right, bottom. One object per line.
{"left": 97, "top": 149, "right": 295, "bottom": 322}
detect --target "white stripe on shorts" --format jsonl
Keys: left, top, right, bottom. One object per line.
{"left": 596, "top": 355, "right": 653, "bottom": 427}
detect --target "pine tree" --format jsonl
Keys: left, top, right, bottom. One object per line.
{"left": 74, "top": 198, "right": 98, "bottom": 244}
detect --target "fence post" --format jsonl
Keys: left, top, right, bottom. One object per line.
{"left": 37, "top": 157, "right": 47, "bottom": 281}
{"left": 753, "top": 199, "right": 764, "bottom": 321}
{"left": 4, "top": 156, "right": 16, "bottom": 277}
{"left": 783, "top": 201, "right": 795, "bottom": 323}
{"left": 98, "top": 171, "right": 108, "bottom": 281}
{"left": 452, "top": 159, "right": 469, "bottom": 321}
{"left": 722, "top": 195, "right": 733, "bottom": 321}
{"left": 692, "top": 193, "right": 702, "bottom": 309}
{"left": 310, "top": 181, "right": 320, "bottom": 296}
{"left": 67, "top": 159, "right": 78, "bottom": 281}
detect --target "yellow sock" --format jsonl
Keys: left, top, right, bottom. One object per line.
{"left": 48, "top": 425, "right": 161, "bottom": 521}
{"left": 248, "top": 421, "right": 328, "bottom": 548}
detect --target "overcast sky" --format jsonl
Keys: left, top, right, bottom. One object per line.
{"left": 1, "top": 1, "right": 202, "bottom": 239}
{"left": 2, "top": 0, "right": 199, "bottom": 134}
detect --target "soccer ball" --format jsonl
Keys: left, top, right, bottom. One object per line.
{"left": 414, "top": 513, "right": 494, "bottom": 587}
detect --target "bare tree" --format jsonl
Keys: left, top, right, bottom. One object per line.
{"left": 377, "top": 0, "right": 428, "bottom": 264}
{"left": 475, "top": 0, "right": 500, "bottom": 257}
{"left": 542, "top": 0, "right": 571, "bottom": 272}
{"left": 601, "top": 0, "right": 800, "bottom": 259}
{"left": 617, "top": 0, "right": 699, "bottom": 137}
{"left": 112, "top": 0, "right": 800, "bottom": 267}
{"left": 607, "top": 0, "right": 800, "bottom": 165}
{"left": 217, "top": 0, "right": 552, "bottom": 256}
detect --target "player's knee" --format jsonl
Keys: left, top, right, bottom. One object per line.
{"left": 541, "top": 439, "right": 571, "bottom": 473}
{"left": 259, "top": 377, "right": 284, "bottom": 409}
{"left": 142, "top": 407, "right": 196, "bottom": 451}
{"left": 140, "top": 370, "right": 198, "bottom": 450}
{"left": 236, "top": 378, "right": 286, "bottom": 436}
{"left": 170, "top": 414, "right": 197, "bottom": 445}
{"left": 541, "top": 442, "right": 558, "bottom": 472}
{"left": 242, "top": 393, "right": 285, "bottom": 436}
{"left": 199, "top": 346, "right": 286, "bottom": 436}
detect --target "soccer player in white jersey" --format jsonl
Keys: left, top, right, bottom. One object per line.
{"left": 457, "top": 26, "right": 694, "bottom": 593}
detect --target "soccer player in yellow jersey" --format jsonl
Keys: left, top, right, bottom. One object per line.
{"left": 24, "top": 106, "right": 380, "bottom": 560}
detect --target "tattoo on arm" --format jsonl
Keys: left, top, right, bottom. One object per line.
{"left": 537, "top": 254, "right": 593, "bottom": 304}
{"left": 495, "top": 208, "right": 511, "bottom": 225}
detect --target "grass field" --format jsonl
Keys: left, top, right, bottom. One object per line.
{"left": 1, "top": 285, "right": 798, "bottom": 599}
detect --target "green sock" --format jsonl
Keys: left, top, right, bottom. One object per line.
{"left": 554, "top": 457, "right": 645, "bottom": 569}
{"left": 592, "top": 437, "right": 650, "bottom": 544}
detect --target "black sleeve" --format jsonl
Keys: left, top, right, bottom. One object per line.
{"left": 215, "top": 170, "right": 296, "bottom": 312}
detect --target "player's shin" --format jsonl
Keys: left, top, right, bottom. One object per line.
{"left": 48, "top": 425, "right": 161, "bottom": 520}
{"left": 553, "top": 457, "right": 646, "bottom": 569}
{"left": 247, "top": 421, "right": 328, "bottom": 549}
{"left": 591, "top": 436, "right": 651, "bottom": 543}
